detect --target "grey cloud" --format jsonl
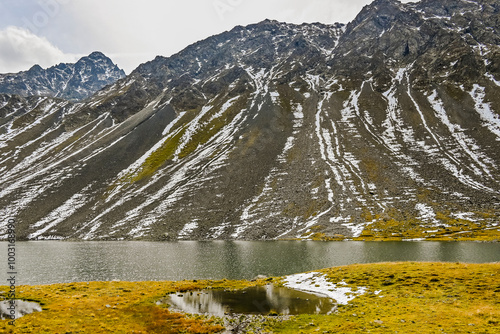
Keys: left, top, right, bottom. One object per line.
{"left": 0, "top": 26, "right": 78, "bottom": 73}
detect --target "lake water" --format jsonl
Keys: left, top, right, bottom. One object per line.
{"left": 1, "top": 241, "right": 499, "bottom": 285}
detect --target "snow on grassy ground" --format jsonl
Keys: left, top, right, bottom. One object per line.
{"left": 283, "top": 272, "right": 370, "bottom": 305}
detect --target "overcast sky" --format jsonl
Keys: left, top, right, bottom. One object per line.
{"left": 0, "top": 0, "right": 416, "bottom": 74}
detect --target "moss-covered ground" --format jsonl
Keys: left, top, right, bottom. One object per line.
{"left": 1, "top": 262, "right": 499, "bottom": 333}
{"left": 353, "top": 214, "right": 500, "bottom": 242}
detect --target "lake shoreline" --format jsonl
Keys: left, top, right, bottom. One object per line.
{"left": 2, "top": 241, "right": 499, "bottom": 286}
{"left": 2, "top": 237, "right": 500, "bottom": 242}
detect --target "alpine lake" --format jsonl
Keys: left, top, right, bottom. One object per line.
{"left": 1, "top": 240, "right": 499, "bottom": 318}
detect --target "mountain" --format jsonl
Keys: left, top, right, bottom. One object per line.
{"left": 0, "top": 52, "right": 125, "bottom": 101}
{"left": 0, "top": 0, "right": 499, "bottom": 241}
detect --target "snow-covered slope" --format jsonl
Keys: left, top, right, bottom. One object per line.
{"left": 0, "top": 0, "right": 499, "bottom": 241}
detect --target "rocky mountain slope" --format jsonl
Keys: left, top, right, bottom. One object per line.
{"left": 0, "top": 52, "right": 125, "bottom": 101}
{"left": 0, "top": 0, "right": 499, "bottom": 241}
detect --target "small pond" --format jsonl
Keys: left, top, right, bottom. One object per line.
{"left": 163, "top": 285, "right": 337, "bottom": 316}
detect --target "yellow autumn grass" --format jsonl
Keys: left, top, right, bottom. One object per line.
{"left": 0, "top": 262, "right": 498, "bottom": 333}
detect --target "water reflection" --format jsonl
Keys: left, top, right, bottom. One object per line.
{"left": 1, "top": 241, "right": 498, "bottom": 285}
{"left": 361, "top": 242, "right": 426, "bottom": 262}
{"left": 165, "top": 285, "right": 337, "bottom": 316}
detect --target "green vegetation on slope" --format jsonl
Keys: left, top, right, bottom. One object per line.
{"left": 119, "top": 93, "right": 250, "bottom": 185}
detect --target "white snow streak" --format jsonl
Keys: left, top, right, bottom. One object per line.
{"left": 428, "top": 90, "right": 495, "bottom": 177}
{"left": 178, "top": 221, "right": 199, "bottom": 239}
{"left": 414, "top": 203, "right": 438, "bottom": 225}
{"left": 284, "top": 272, "right": 368, "bottom": 305}
{"left": 470, "top": 84, "right": 500, "bottom": 140}
{"left": 28, "top": 184, "right": 94, "bottom": 239}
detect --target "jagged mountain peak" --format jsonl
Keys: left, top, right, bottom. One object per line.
{"left": 27, "top": 64, "right": 44, "bottom": 73}
{"left": 329, "top": 0, "right": 500, "bottom": 91}
{"left": 0, "top": 52, "right": 125, "bottom": 101}
{"left": 76, "top": 51, "right": 120, "bottom": 69}
{"left": 96, "top": 19, "right": 345, "bottom": 121}
{"left": 133, "top": 19, "right": 344, "bottom": 78}
{"left": 87, "top": 51, "right": 108, "bottom": 59}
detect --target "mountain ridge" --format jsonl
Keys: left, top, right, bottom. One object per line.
{"left": 0, "top": 51, "right": 126, "bottom": 101}
{"left": 0, "top": 0, "right": 499, "bottom": 241}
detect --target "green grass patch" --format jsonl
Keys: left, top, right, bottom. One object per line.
{"left": 132, "top": 127, "right": 187, "bottom": 182}
{"left": 178, "top": 93, "right": 249, "bottom": 159}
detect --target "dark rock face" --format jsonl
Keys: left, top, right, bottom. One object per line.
{"left": 0, "top": 52, "right": 125, "bottom": 101}
{"left": 0, "top": 0, "right": 499, "bottom": 241}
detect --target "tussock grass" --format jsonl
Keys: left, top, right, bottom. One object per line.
{"left": 269, "top": 262, "right": 500, "bottom": 333}
{"left": 1, "top": 262, "right": 498, "bottom": 333}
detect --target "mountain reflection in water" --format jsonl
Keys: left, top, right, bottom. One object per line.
{"left": 165, "top": 285, "right": 337, "bottom": 316}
